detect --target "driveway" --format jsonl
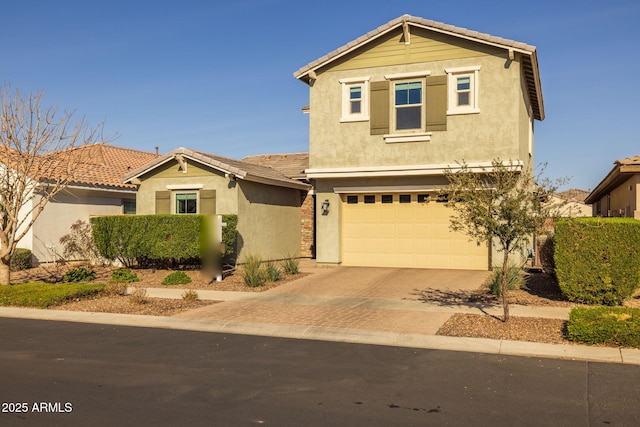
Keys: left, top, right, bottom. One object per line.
{"left": 267, "top": 266, "right": 489, "bottom": 299}
{"left": 177, "top": 266, "right": 491, "bottom": 336}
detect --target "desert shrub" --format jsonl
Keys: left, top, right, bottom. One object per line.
{"left": 10, "top": 248, "right": 32, "bottom": 272}
{"left": 103, "top": 282, "right": 128, "bottom": 296}
{"left": 567, "top": 306, "right": 640, "bottom": 348}
{"left": 182, "top": 290, "right": 199, "bottom": 302}
{"left": 554, "top": 218, "right": 640, "bottom": 305}
{"left": 128, "top": 287, "right": 148, "bottom": 305}
{"left": 109, "top": 268, "right": 140, "bottom": 283}
{"left": 489, "top": 263, "right": 525, "bottom": 297}
{"left": 162, "top": 271, "right": 192, "bottom": 286}
{"left": 264, "top": 262, "right": 281, "bottom": 282}
{"left": 280, "top": 256, "right": 299, "bottom": 275}
{"left": 0, "top": 282, "right": 104, "bottom": 308}
{"left": 63, "top": 267, "right": 96, "bottom": 283}
{"left": 241, "top": 254, "right": 265, "bottom": 287}
{"left": 59, "top": 220, "right": 105, "bottom": 265}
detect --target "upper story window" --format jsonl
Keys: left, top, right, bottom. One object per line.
{"left": 445, "top": 66, "right": 480, "bottom": 115}
{"left": 340, "top": 77, "right": 369, "bottom": 122}
{"left": 394, "top": 81, "right": 422, "bottom": 131}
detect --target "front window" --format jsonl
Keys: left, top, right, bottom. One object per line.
{"left": 340, "top": 77, "right": 369, "bottom": 122}
{"left": 394, "top": 81, "right": 422, "bottom": 130}
{"left": 446, "top": 66, "right": 480, "bottom": 114}
{"left": 175, "top": 193, "right": 197, "bottom": 214}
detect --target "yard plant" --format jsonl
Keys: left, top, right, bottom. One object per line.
{"left": 162, "top": 271, "right": 192, "bottom": 286}
{"left": 567, "top": 306, "right": 640, "bottom": 348}
{"left": 110, "top": 267, "right": 140, "bottom": 283}
{"left": 554, "top": 218, "right": 640, "bottom": 305}
{"left": 63, "top": 267, "right": 96, "bottom": 282}
{"left": 0, "top": 282, "right": 104, "bottom": 308}
{"left": 241, "top": 254, "right": 266, "bottom": 287}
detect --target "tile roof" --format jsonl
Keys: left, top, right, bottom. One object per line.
{"left": 241, "top": 152, "right": 309, "bottom": 180}
{"left": 555, "top": 188, "right": 590, "bottom": 204}
{"left": 294, "top": 14, "right": 544, "bottom": 120}
{"left": 122, "top": 147, "right": 310, "bottom": 191}
{"left": 617, "top": 155, "right": 640, "bottom": 166}
{"left": 44, "top": 144, "right": 158, "bottom": 189}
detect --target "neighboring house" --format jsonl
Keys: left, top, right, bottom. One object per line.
{"left": 293, "top": 14, "right": 544, "bottom": 270}
{"left": 553, "top": 188, "right": 592, "bottom": 217}
{"left": 16, "top": 144, "right": 157, "bottom": 264}
{"left": 585, "top": 155, "right": 640, "bottom": 218}
{"left": 121, "top": 147, "right": 311, "bottom": 262}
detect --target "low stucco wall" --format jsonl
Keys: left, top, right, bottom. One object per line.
{"left": 237, "top": 181, "right": 303, "bottom": 262}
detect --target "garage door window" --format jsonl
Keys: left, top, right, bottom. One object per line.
{"left": 364, "top": 195, "right": 375, "bottom": 204}
{"left": 381, "top": 195, "right": 393, "bottom": 204}
{"left": 347, "top": 195, "right": 358, "bottom": 204}
{"left": 399, "top": 194, "right": 411, "bottom": 203}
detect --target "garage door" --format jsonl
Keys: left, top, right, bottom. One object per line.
{"left": 341, "top": 193, "right": 488, "bottom": 270}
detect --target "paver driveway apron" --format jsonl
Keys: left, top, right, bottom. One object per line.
{"left": 177, "top": 267, "right": 490, "bottom": 336}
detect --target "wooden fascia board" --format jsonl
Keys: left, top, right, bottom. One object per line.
{"left": 245, "top": 174, "right": 311, "bottom": 191}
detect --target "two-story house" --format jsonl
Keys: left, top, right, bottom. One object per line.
{"left": 294, "top": 15, "right": 544, "bottom": 270}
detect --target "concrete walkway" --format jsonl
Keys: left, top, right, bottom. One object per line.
{"left": 1, "top": 262, "right": 639, "bottom": 365}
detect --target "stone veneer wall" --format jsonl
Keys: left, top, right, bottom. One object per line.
{"left": 300, "top": 190, "right": 315, "bottom": 258}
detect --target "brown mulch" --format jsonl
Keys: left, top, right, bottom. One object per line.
{"left": 55, "top": 295, "right": 216, "bottom": 316}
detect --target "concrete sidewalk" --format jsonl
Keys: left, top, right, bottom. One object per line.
{"left": 1, "top": 263, "right": 639, "bottom": 365}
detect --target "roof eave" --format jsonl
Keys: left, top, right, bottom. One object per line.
{"left": 584, "top": 164, "right": 640, "bottom": 204}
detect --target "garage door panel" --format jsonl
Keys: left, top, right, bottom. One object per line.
{"left": 342, "top": 193, "right": 487, "bottom": 270}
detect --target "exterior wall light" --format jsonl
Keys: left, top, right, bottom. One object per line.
{"left": 321, "top": 199, "right": 330, "bottom": 215}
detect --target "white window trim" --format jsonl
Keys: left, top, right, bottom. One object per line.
{"left": 445, "top": 66, "right": 480, "bottom": 115}
{"left": 166, "top": 183, "right": 204, "bottom": 190}
{"left": 384, "top": 70, "right": 431, "bottom": 80}
{"left": 390, "top": 78, "right": 426, "bottom": 135}
{"left": 339, "top": 77, "right": 370, "bottom": 122}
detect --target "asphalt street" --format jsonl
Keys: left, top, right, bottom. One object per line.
{"left": 1, "top": 318, "right": 639, "bottom": 426}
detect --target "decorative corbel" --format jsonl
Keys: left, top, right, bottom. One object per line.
{"left": 402, "top": 19, "right": 411, "bottom": 45}
{"left": 175, "top": 154, "right": 187, "bottom": 173}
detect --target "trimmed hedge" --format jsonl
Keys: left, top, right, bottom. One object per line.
{"left": 567, "top": 306, "right": 640, "bottom": 348}
{"left": 554, "top": 218, "right": 640, "bottom": 305}
{"left": 90, "top": 214, "right": 238, "bottom": 267}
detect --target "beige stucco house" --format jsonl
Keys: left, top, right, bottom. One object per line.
{"left": 121, "top": 147, "right": 311, "bottom": 262}
{"left": 294, "top": 15, "right": 544, "bottom": 270}
{"left": 15, "top": 144, "right": 157, "bottom": 264}
{"left": 585, "top": 155, "right": 640, "bottom": 218}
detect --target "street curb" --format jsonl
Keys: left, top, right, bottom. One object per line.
{"left": 1, "top": 306, "right": 638, "bottom": 365}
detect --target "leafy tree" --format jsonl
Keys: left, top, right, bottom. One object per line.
{"left": 0, "top": 85, "right": 108, "bottom": 285}
{"left": 442, "top": 159, "right": 564, "bottom": 321}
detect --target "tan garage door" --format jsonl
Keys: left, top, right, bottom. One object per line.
{"left": 342, "top": 193, "right": 488, "bottom": 270}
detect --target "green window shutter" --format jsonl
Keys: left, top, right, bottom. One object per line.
{"left": 155, "top": 191, "right": 171, "bottom": 214}
{"left": 426, "top": 75, "right": 447, "bottom": 131}
{"left": 370, "top": 81, "right": 389, "bottom": 135}
{"left": 200, "top": 190, "right": 216, "bottom": 215}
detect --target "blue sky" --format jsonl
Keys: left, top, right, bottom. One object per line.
{"left": 2, "top": 0, "right": 639, "bottom": 191}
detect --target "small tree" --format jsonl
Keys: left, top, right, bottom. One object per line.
{"left": 442, "top": 159, "right": 564, "bottom": 321}
{"left": 0, "top": 85, "right": 108, "bottom": 285}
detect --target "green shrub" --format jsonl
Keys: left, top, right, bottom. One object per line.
{"left": 554, "top": 218, "right": 640, "bottom": 305}
{"left": 280, "top": 256, "right": 299, "bottom": 275}
{"left": 0, "top": 282, "right": 104, "bottom": 308}
{"left": 162, "top": 271, "right": 192, "bottom": 286}
{"left": 91, "top": 214, "right": 238, "bottom": 267}
{"left": 489, "top": 263, "right": 525, "bottom": 297}
{"left": 221, "top": 214, "right": 238, "bottom": 258}
{"left": 10, "top": 248, "right": 32, "bottom": 272}
{"left": 264, "top": 262, "right": 281, "bottom": 282}
{"left": 63, "top": 267, "right": 96, "bottom": 283}
{"left": 241, "top": 255, "right": 265, "bottom": 287}
{"left": 109, "top": 268, "right": 140, "bottom": 283}
{"left": 567, "top": 306, "right": 640, "bottom": 348}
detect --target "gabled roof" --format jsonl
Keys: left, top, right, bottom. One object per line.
{"left": 122, "top": 147, "right": 310, "bottom": 191}
{"left": 294, "top": 14, "right": 544, "bottom": 120}
{"left": 242, "top": 152, "right": 309, "bottom": 180}
{"left": 585, "top": 155, "right": 640, "bottom": 204}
